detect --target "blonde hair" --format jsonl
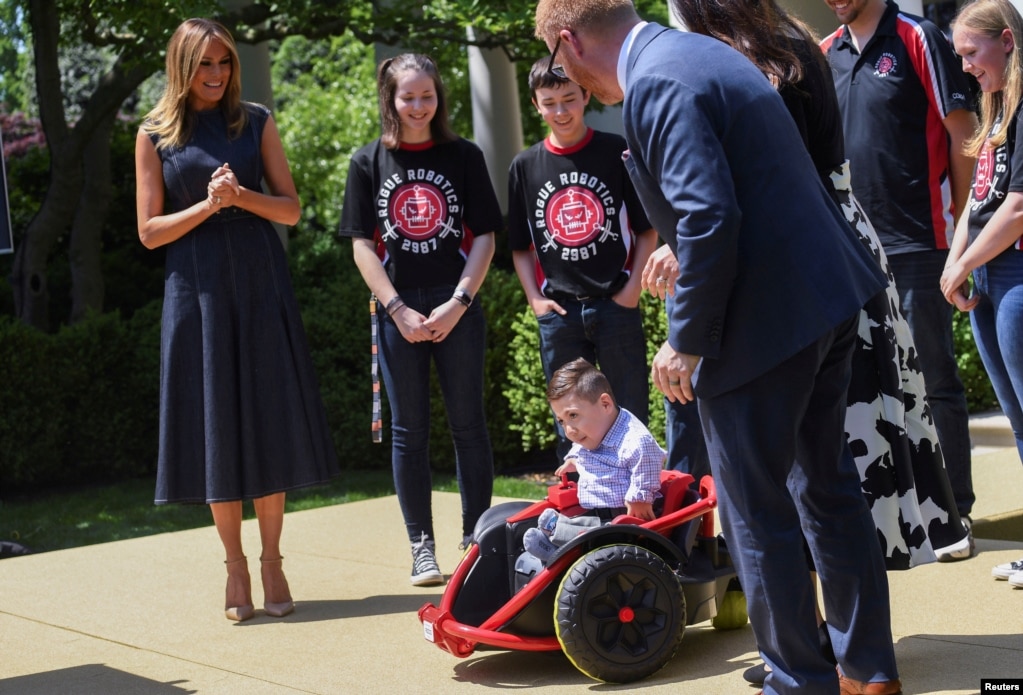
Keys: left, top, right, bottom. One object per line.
{"left": 534, "top": 0, "right": 640, "bottom": 45}
{"left": 142, "top": 18, "right": 246, "bottom": 150}
{"left": 954, "top": 0, "right": 1023, "bottom": 157}
{"left": 376, "top": 54, "right": 457, "bottom": 150}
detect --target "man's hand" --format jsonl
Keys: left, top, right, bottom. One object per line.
{"left": 651, "top": 341, "right": 700, "bottom": 403}
{"left": 641, "top": 245, "right": 679, "bottom": 300}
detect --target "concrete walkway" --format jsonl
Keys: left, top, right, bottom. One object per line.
{"left": 1, "top": 437, "right": 1021, "bottom": 693}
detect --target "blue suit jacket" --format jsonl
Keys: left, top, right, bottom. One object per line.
{"left": 621, "top": 24, "right": 886, "bottom": 398}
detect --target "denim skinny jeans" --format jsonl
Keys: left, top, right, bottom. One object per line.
{"left": 970, "top": 250, "right": 1023, "bottom": 463}
{"left": 378, "top": 285, "right": 494, "bottom": 543}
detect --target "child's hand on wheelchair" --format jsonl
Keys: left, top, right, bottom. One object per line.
{"left": 555, "top": 458, "right": 578, "bottom": 478}
{"left": 626, "top": 500, "right": 655, "bottom": 521}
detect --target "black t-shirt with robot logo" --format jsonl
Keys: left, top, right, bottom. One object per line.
{"left": 339, "top": 138, "right": 502, "bottom": 290}
{"left": 507, "top": 129, "right": 652, "bottom": 298}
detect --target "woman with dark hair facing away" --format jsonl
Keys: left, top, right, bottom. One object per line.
{"left": 944, "top": 0, "right": 1023, "bottom": 589}
{"left": 135, "top": 18, "right": 339, "bottom": 622}
{"left": 668, "top": 0, "right": 971, "bottom": 690}
{"left": 339, "top": 54, "right": 501, "bottom": 587}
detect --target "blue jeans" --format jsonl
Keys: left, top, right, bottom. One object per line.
{"left": 536, "top": 296, "right": 648, "bottom": 459}
{"left": 887, "top": 251, "right": 974, "bottom": 517}
{"left": 378, "top": 285, "right": 493, "bottom": 542}
{"left": 971, "top": 251, "right": 1023, "bottom": 463}
{"left": 664, "top": 294, "right": 710, "bottom": 480}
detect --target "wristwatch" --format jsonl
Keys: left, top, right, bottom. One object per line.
{"left": 453, "top": 288, "right": 473, "bottom": 308}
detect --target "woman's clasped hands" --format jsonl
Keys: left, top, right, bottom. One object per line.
{"left": 208, "top": 162, "right": 239, "bottom": 209}
{"left": 393, "top": 297, "right": 467, "bottom": 344}
{"left": 939, "top": 261, "right": 979, "bottom": 312}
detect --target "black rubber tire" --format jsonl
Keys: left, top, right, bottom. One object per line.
{"left": 555, "top": 544, "right": 686, "bottom": 683}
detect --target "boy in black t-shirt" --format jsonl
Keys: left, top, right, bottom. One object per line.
{"left": 507, "top": 57, "right": 658, "bottom": 459}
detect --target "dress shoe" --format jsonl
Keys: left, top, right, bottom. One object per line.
{"left": 839, "top": 675, "right": 903, "bottom": 695}
{"left": 743, "top": 662, "right": 771, "bottom": 685}
{"left": 224, "top": 556, "right": 254, "bottom": 622}
{"left": 260, "top": 556, "right": 294, "bottom": 617}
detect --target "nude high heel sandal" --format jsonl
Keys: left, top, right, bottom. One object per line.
{"left": 260, "top": 556, "right": 294, "bottom": 617}
{"left": 224, "top": 557, "right": 254, "bottom": 622}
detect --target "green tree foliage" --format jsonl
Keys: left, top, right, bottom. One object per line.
{"left": 273, "top": 35, "right": 379, "bottom": 234}
{"left": 0, "top": 1, "right": 30, "bottom": 111}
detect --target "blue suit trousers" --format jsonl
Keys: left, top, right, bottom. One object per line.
{"left": 701, "top": 315, "right": 898, "bottom": 694}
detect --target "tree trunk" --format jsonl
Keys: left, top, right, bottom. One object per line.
{"left": 9, "top": 167, "right": 83, "bottom": 331}
{"left": 69, "top": 113, "right": 115, "bottom": 324}
{"left": 10, "top": 0, "right": 75, "bottom": 330}
{"left": 11, "top": 0, "right": 153, "bottom": 330}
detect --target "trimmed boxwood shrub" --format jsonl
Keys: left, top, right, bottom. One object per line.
{"left": 0, "top": 305, "right": 161, "bottom": 491}
{"left": 954, "top": 309, "right": 999, "bottom": 413}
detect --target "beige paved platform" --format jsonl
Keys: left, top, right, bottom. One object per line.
{"left": 1, "top": 443, "right": 1021, "bottom": 694}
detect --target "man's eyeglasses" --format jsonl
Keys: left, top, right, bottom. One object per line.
{"left": 546, "top": 36, "right": 567, "bottom": 79}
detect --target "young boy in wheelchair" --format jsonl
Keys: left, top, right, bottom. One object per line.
{"left": 525, "top": 358, "right": 665, "bottom": 562}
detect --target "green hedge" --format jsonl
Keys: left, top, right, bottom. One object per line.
{"left": 954, "top": 309, "right": 999, "bottom": 413}
{"left": 0, "top": 306, "right": 161, "bottom": 491}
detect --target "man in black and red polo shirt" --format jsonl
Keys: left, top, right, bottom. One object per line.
{"left": 821, "top": 0, "right": 979, "bottom": 560}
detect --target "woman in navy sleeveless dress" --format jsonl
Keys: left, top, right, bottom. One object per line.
{"left": 135, "top": 18, "right": 337, "bottom": 622}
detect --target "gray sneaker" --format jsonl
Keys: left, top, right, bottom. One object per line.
{"left": 410, "top": 533, "right": 444, "bottom": 587}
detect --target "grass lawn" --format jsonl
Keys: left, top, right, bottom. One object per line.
{"left": 0, "top": 471, "right": 549, "bottom": 555}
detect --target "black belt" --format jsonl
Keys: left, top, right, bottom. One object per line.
{"left": 547, "top": 291, "right": 605, "bottom": 303}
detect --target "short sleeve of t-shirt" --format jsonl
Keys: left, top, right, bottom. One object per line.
{"left": 968, "top": 106, "right": 1023, "bottom": 244}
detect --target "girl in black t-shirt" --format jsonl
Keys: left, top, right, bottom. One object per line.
{"left": 945, "top": 0, "right": 1023, "bottom": 587}
{"left": 339, "top": 54, "right": 502, "bottom": 587}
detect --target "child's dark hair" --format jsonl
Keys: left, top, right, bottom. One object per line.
{"left": 377, "top": 53, "right": 457, "bottom": 150}
{"left": 547, "top": 358, "right": 616, "bottom": 404}
{"left": 527, "top": 55, "right": 584, "bottom": 96}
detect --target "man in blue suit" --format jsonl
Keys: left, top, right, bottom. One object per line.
{"left": 534, "top": 2, "right": 901, "bottom": 694}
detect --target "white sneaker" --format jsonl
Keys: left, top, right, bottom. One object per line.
{"left": 992, "top": 558, "right": 1023, "bottom": 580}
{"left": 1009, "top": 570, "right": 1023, "bottom": 588}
